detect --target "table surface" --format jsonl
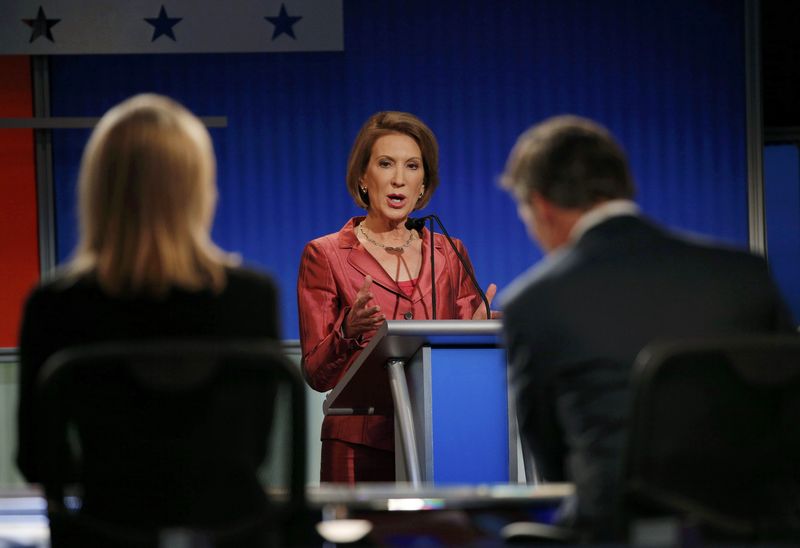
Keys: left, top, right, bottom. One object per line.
{"left": 0, "top": 482, "right": 572, "bottom": 546}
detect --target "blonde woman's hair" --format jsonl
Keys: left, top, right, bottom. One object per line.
{"left": 68, "top": 93, "right": 235, "bottom": 296}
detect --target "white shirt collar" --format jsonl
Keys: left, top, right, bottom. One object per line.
{"left": 568, "top": 199, "right": 640, "bottom": 243}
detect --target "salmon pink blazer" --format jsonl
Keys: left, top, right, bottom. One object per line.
{"left": 297, "top": 217, "right": 482, "bottom": 451}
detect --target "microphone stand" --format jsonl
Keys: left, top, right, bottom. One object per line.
{"left": 429, "top": 215, "right": 491, "bottom": 320}
{"left": 407, "top": 215, "right": 491, "bottom": 320}
{"left": 429, "top": 217, "right": 436, "bottom": 319}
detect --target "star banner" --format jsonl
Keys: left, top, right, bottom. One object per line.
{"left": 0, "top": 0, "right": 343, "bottom": 54}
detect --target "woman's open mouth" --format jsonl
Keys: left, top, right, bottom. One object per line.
{"left": 386, "top": 193, "right": 407, "bottom": 209}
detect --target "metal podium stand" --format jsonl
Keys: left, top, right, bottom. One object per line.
{"left": 324, "top": 320, "right": 514, "bottom": 486}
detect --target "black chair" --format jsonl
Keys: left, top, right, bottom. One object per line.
{"left": 623, "top": 335, "right": 800, "bottom": 543}
{"left": 35, "top": 339, "right": 306, "bottom": 548}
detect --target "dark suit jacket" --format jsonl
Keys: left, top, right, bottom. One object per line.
{"left": 500, "top": 214, "right": 795, "bottom": 540}
{"left": 297, "top": 217, "right": 481, "bottom": 453}
{"left": 17, "top": 266, "right": 279, "bottom": 525}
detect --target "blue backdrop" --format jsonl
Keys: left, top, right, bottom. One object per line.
{"left": 48, "top": 0, "right": 750, "bottom": 339}
{"left": 764, "top": 145, "right": 800, "bottom": 319}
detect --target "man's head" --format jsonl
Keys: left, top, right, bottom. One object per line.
{"left": 501, "top": 115, "right": 635, "bottom": 252}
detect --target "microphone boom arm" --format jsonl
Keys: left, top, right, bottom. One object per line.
{"left": 429, "top": 218, "right": 436, "bottom": 319}
{"left": 430, "top": 215, "right": 491, "bottom": 320}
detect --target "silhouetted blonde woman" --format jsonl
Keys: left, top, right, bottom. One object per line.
{"left": 71, "top": 93, "right": 232, "bottom": 295}
{"left": 16, "top": 95, "right": 280, "bottom": 508}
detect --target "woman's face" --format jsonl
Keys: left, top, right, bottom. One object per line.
{"left": 361, "top": 133, "right": 425, "bottom": 224}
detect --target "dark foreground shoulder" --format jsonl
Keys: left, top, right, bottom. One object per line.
{"left": 222, "top": 265, "right": 282, "bottom": 338}
{"left": 222, "top": 265, "right": 280, "bottom": 311}
{"left": 21, "top": 270, "right": 102, "bottom": 316}
{"left": 499, "top": 247, "right": 570, "bottom": 314}
{"left": 675, "top": 232, "right": 770, "bottom": 272}
{"left": 225, "top": 265, "right": 278, "bottom": 294}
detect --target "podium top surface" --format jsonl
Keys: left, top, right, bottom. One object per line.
{"left": 323, "top": 320, "right": 502, "bottom": 414}
{"left": 374, "top": 319, "right": 501, "bottom": 336}
{"left": 308, "top": 482, "right": 573, "bottom": 508}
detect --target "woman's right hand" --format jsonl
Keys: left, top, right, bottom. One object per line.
{"left": 343, "top": 275, "right": 385, "bottom": 339}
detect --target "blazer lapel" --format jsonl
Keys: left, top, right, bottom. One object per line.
{"left": 347, "top": 246, "right": 404, "bottom": 296}
{"left": 338, "top": 218, "right": 448, "bottom": 303}
{"left": 341, "top": 217, "right": 404, "bottom": 297}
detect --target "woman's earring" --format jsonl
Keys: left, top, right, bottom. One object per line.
{"left": 360, "top": 186, "right": 367, "bottom": 193}
{"left": 418, "top": 191, "right": 424, "bottom": 199}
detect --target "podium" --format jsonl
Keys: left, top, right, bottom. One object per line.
{"left": 324, "top": 320, "right": 517, "bottom": 485}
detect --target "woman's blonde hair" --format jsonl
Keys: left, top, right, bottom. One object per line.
{"left": 69, "top": 93, "right": 234, "bottom": 296}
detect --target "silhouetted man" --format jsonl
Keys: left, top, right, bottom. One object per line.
{"left": 499, "top": 115, "right": 795, "bottom": 541}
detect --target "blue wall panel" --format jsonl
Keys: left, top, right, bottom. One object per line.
{"left": 764, "top": 145, "right": 800, "bottom": 320}
{"left": 48, "top": 0, "right": 749, "bottom": 339}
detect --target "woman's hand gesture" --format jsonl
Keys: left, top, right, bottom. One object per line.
{"left": 344, "top": 275, "right": 385, "bottom": 339}
{"left": 472, "top": 283, "right": 502, "bottom": 320}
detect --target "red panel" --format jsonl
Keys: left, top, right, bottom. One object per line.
{"left": 0, "top": 56, "right": 39, "bottom": 348}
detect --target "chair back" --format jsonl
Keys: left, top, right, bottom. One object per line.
{"left": 624, "top": 335, "right": 800, "bottom": 541}
{"left": 36, "top": 339, "right": 306, "bottom": 547}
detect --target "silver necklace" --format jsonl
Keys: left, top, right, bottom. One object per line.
{"left": 359, "top": 224, "right": 415, "bottom": 253}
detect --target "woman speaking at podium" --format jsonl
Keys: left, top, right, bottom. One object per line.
{"left": 297, "top": 111, "right": 495, "bottom": 483}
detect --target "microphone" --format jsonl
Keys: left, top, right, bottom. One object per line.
{"left": 404, "top": 217, "right": 427, "bottom": 231}
{"left": 406, "top": 215, "right": 431, "bottom": 230}
{"left": 406, "top": 215, "right": 491, "bottom": 320}
{"left": 406, "top": 215, "right": 437, "bottom": 318}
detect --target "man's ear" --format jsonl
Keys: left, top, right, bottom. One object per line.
{"left": 530, "top": 191, "right": 553, "bottom": 222}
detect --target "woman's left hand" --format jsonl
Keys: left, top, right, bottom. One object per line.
{"left": 472, "top": 283, "right": 502, "bottom": 320}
